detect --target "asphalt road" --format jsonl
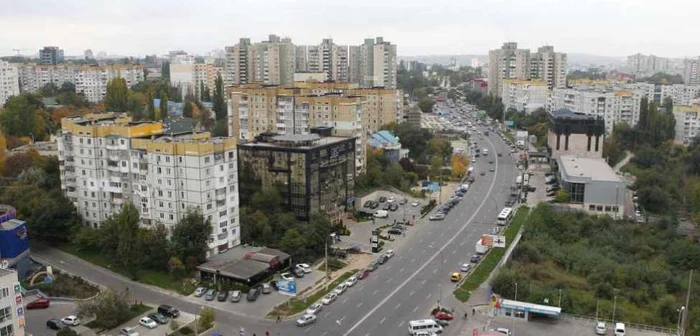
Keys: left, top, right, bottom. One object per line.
{"left": 278, "top": 130, "right": 517, "bottom": 336}
{"left": 31, "top": 128, "right": 517, "bottom": 336}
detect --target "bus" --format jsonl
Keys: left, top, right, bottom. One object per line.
{"left": 497, "top": 207, "right": 514, "bottom": 226}
{"left": 408, "top": 319, "right": 443, "bottom": 335}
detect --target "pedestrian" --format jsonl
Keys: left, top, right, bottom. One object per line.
{"left": 276, "top": 314, "right": 281, "bottom": 323}
{"left": 472, "top": 308, "right": 476, "bottom": 316}
{"left": 265, "top": 331, "right": 269, "bottom": 336}
{"left": 463, "top": 312, "right": 468, "bottom": 320}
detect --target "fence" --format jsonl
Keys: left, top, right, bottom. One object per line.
{"left": 562, "top": 313, "right": 678, "bottom": 335}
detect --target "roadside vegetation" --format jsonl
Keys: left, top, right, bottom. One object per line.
{"left": 24, "top": 270, "right": 99, "bottom": 299}
{"left": 270, "top": 270, "right": 356, "bottom": 317}
{"left": 491, "top": 204, "right": 700, "bottom": 334}
{"left": 454, "top": 206, "right": 529, "bottom": 302}
{"left": 79, "top": 289, "right": 151, "bottom": 331}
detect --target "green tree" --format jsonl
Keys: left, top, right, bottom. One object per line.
{"left": 554, "top": 189, "right": 569, "bottom": 203}
{"left": 198, "top": 308, "right": 215, "bottom": 331}
{"left": 279, "top": 228, "right": 307, "bottom": 256}
{"left": 417, "top": 97, "right": 435, "bottom": 113}
{"left": 102, "top": 203, "right": 141, "bottom": 276}
{"left": 105, "top": 78, "right": 129, "bottom": 112}
{"left": 183, "top": 100, "right": 193, "bottom": 118}
{"left": 77, "top": 289, "right": 131, "bottom": 329}
{"left": 126, "top": 92, "right": 147, "bottom": 119}
{"left": 159, "top": 91, "right": 169, "bottom": 120}
{"left": 0, "top": 93, "right": 43, "bottom": 137}
{"left": 138, "top": 224, "right": 170, "bottom": 271}
{"left": 211, "top": 119, "right": 228, "bottom": 137}
{"left": 168, "top": 256, "right": 186, "bottom": 278}
{"left": 170, "top": 209, "right": 213, "bottom": 263}
{"left": 212, "top": 73, "right": 226, "bottom": 120}
{"left": 147, "top": 91, "right": 156, "bottom": 120}
{"left": 161, "top": 61, "right": 170, "bottom": 80}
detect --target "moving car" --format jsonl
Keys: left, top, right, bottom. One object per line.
{"left": 246, "top": 287, "right": 261, "bottom": 302}
{"left": 429, "top": 213, "right": 446, "bottom": 221}
{"left": 493, "top": 327, "right": 512, "bottom": 335}
{"left": 139, "top": 317, "right": 158, "bottom": 329}
{"left": 460, "top": 263, "right": 472, "bottom": 272}
{"left": 120, "top": 327, "right": 140, "bottom": 336}
{"left": 26, "top": 298, "right": 50, "bottom": 309}
{"left": 230, "top": 290, "right": 242, "bottom": 302}
{"left": 321, "top": 292, "right": 338, "bottom": 305}
{"left": 46, "top": 319, "right": 66, "bottom": 330}
{"left": 412, "top": 201, "right": 421, "bottom": 207}
{"left": 193, "top": 287, "right": 207, "bottom": 297}
{"left": 595, "top": 321, "right": 607, "bottom": 335}
{"left": 217, "top": 290, "right": 229, "bottom": 301}
{"left": 489, "top": 167, "right": 495, "bottom": 172}
{"left": 296, "top": 314, "right": 317, "bottom": 327}
{"left": 434, "top": 311, "right": 454, "bottom": 320}
{"left": 204, "top": 289, "right": 217, "bottom": 301}
{"left": 61, "top": 316, "right": 81, "bottom": 326}
{"left": 385, "top": 250, "right": 395, "bottom": 259}
{"left": 147, "top": 313, "right": 169, "bottom": 324}
{"left": 387, "top": 228, "right": 403, "bottom": 235}
{"left": 450, "top": 272, "right": 461, "bottom": 282}
{"left": 157, "top": 305, "right": 180, "bottom": 318}
{"left": 296, "top": 263, "right": 312, "bottom": 273}
{"left": 306, "top": 303, "right": 324, "bottom": 315}
{"left": 345, "top": 276, "right": 358, "bottom": 287}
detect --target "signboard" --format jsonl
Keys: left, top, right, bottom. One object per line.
{"left": 506, "top": 120, "right": 515, "bottom": 127}
{"left": 371, "top": 230, "right": 379, "bottom": 253}
{"left": 277, "top": 279, "right": 297, "bottom": 297}
{"left": 490, "top": 235, "right": 506, "bottom": 248}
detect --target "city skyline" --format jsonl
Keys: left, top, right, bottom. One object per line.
{"left": 2, "top": 0, "right": 700, "bottom": 58}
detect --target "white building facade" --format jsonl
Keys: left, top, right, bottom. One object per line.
{"left": 551, "top": 88, "right": 642, "bottom": 134}
{"left": 0, "top": 61, "right": 19, "bottom": 106}
{"left": 0, "top": 269, "right": 25, "bottom": 336}
{"left": 502, "top": 79, "right": 549, "bottom": 114}
{"left": 673, "top": 105, "right": 700, "bottom": 146}
{"left": 57, "top": 113, "right": 240, "bottom": 257}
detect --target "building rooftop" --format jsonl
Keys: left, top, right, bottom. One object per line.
{"left": 559, "top": 156, "right": 621, "bottom": 182}
{"left": 241, "top": 133, "right": 354, "bottom": 149}
{"left": 0, "top": 268, "right": 15, "bottom": 277}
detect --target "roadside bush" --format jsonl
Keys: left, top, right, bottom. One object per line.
{"left": 420, "top": 200, "right": 437, "bottom": 215}
{"left": 197, "top": 308, "right": 215, "bottom": 331}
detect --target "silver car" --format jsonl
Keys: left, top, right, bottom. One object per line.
{"left": 229, "top": 290, "right": 242, "bottom": 302}
{"left": 296, "top": 314, "right": 317, "bottom": 327}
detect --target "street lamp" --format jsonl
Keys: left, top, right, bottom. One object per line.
{"left": 677, "top": 306, "right": 685, "bottom": 335}
{"left": 429, "top": 244, "right": 445, "bottom": 308}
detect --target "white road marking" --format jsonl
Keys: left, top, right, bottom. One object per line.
{"left": 380, "top": 317, "right": 387, "bottom": 324}
{"left": 386, "top": 265, "right": 392, "bottom": 270}
{"left": 452, "top": 249, "right": 457, "bottom": 254}
{"left": 358, "top": 285, "right": 364, "bottom": 291}
{"left": 421, "top": 249, "right": 425, "bottom": 254}
{"left": 408, "top": 247, "right": 414, "bottom": 252}
{"left": 411, "top": 258, "right": 416, "bottom": 263}
{"left": 322, "top": 332, "right": 328, "bottom": 336}
{"left": 426, "top": 293, "right": 432, "bottom": 300}
{"left": 432, "top": 268, "right": 438, "bottom": 274}
{"left": 324, "top": 312, "right": 331, "bottom": 317}
{"left": 398, "top": 321, "right": 405, "bottom": 327}
{"left": 420, "top": 238, "right": 424, "bottom": 243}
{"left": 357, "top": 302, "right": 364, "bottom": 308}
{"left": 400, "top": 267, "right": 405, "bottom": 273}
{"left": 342, "top": 298, "right": 348, "bottom": 304}
{"left": 373, "top": 289, "right": 379, "bottom": 295}
{"left": 339, "top": 316, "right": 346, "bottom": 323}
{"left": 440, "top": 231, "right": 445, "bottom": 237}
{"left": 459, "top": 240, "right": 465, "bottom": 246}
{"left": 409, "top": 290, "right": 415, "bottom": 297}
{"left": 395, "top": 303, "right": 401, "bottom": 309}
{"left": 413, "top": 306, "right": 419, "bottom": 312}
{"left": 341, "top": 136, "right": 501, "bottom": 336}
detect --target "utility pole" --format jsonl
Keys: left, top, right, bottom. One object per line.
{"left": 324, "top": 239, "right": 330, "bottom": 290}
{"left": 612, "top": 296, "right": 617, "bottom": 323}
{"left": 682, "top": 270, "right": 693, "bottom": 336}
{"left": 515, "top": 282, "right": 518, "bottom": 301}
{"left": 558, "top": 289, "right": 562, "bottom": 307}
{"left": 596, "top": 300, "right": 599, "bottom": 320}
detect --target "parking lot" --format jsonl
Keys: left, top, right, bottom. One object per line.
{"left": 105, "top": 310, "right": 195, "bottom": 336}
{"left": 25, "top": 299, "right": 80, "bottom": 336}
{"left": 485, "top": 315, "right": 673, "bottom": 336}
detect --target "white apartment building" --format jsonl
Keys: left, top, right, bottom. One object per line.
{"left": 0, "top": 268, "right": 25, "bottom": 336}
{"left": 57, "top": 113, "right": 240, "bottom": 256}
{"left": 658, "top": 85, "right": 700, "bottom": 106}
{"left": 0, "top": 62, "right": 19, "bottom": 106}
{"left": 224, "top": 36, "right": 296, "bottom": 86}
{"left": 18, "top": 64, "right": 144, "bottom": 103}
{"left": 488, "top": 42, "right": 531, "bottom": 97}
{"left": 551, "top": 88, "right": 642, "bottom": 134}
{"left": 673, "top": 105, "right": 700, "bottom": 146}
{"left": 349, "top": 37, "right": 398, "bottom": 89}
{"left": 501, "top": 79, "right": 549, "bottom": 114}
{"left": 683, "top": 58, "right": 700, "bottom": 86}
{"left": 626, "top": 53, "right": 670, "bottom": 76}
{"left": 529, "top": 46, "right": 567, "bottom": 90}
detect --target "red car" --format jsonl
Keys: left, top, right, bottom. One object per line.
{"left": 356, "top": 269, "right": 370, "bottom": 280}
{"left": 26, "top": 298, "right": 50, "bottom": 309}
{"left": 434, "top": 311, "right": 454, "bottom": 321}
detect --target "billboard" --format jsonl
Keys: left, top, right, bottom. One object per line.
{"left": 277, "top": 279, "right": 297, "bottom": 297}
{"left": 506, "top": 120, "right": 515, "bottom": 127}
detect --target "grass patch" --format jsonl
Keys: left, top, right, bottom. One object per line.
{"left": 454, "top": 206, "right": 529, "bottom": 302}
{"left": 58, "top": 244, "right": 196, "bottom": 295}
{"left": 270, "top": 270, "right": 356, "bottom": 317}
{"left": 85, "top": 303, "right": 151, "bottom": 330}
{"left": 25, "top": 270, "right": 99, "bottom": 299}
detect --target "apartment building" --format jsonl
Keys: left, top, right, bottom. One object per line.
{"left": 673, "top": 104, "right": 700, "bottom": 146}
{"left": 578, "top": 82, "right": 700, "bottom": 107}
{"left": 194, "top": 61, "right": 223, "bottom": 100}
{"left": 18, "top": 64, "right": 144, "bottom": 103}
{"left": 488, "top": 42, "right": 530, "bottom": 97}
{"left": 626, "top": 53, "right": 670, "bottom": 76}
{"left": 683, "top": 58, "right": 700, "bottom": 86}
{"left": 349, "top": 37, "right": 398, "bottom": 89}
{"left": 488, "top": 43, "right": 567, "bottom": 97}
{"left": 39, "top": 46, "right": 64, "bottom": 65}
{"left": 0, "top": 268, "right": 25, "bottom": 336}
{"left": 551, "top": 88, "right": 642, "bottom": 134}
{"left": 57, "top": 113, "right": 240, "bottom": 256}
{"left": 224, "top": 36, "right": 295, "bottom": 86}
{"left": 501, "top": 79, "right": 549, "bottom": 114}
{"left": 0, "top": 61, "right": 19, "bottom": 106}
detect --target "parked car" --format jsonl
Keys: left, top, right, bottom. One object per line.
{"left": 296, "top": 263, "right": 312, "bottom": 273}
{"left": 139, "top": 317, "right": 158, "bottom": 329}
{"left": 493, "top": 327, "right": 512, "bottom": 335}
{"left": 26, "top": 298, "right": 50, "bottom": 309}
{"left": 369, "top": 201, "right": 379, "bottom": 209}
{"left": 321, "top": 292, "right": 338, "bottom": 305}
{"left": 246, "top": 287, "right": 261, "bottom": 302}
{"left": 230, "top": 290, "right": 242, "bottom": 302}
{"left": 595, "top": 321, "right": 607, "bottom": 335}
{"left": 46, "top": 319, "right": 66, "bottom": 330}
{"left": 270, "top": 280, "right": 279, "bottom": 291}
{"left": 435, "top": 311, "right": 454, "bottom": 320}
{"left": 385, "top": 250, "right": 395, "bottom": 259}
{"left": 204, "top": 289, "right": 217, "bottom": 301}
{"left": 368, "top": 260, "right": 379, "bottom": 271}
{"left": 291, "top": 267, "right": 305, "bottom": 278}
{"left": 120, "top": 327, "right": 140, "bottom": 336}
{"left": 470, "top": 254, "right": 481, "bottom": 263}
{"left": 489, "top": 167, "right": 495, "bottom": 172}
{"left": 389, "top": 203, "right": 399, "bottom": 211}
{"left": 387, "top": 196, "right": 396, "bottom": 203}
{"left": 363, "top": 200, "right": 372, "bottom": 208}
{"left": 399, "top": 198, "right": 408, "bottom": 205}
{"left": 217, "top": 290, "right": 228, "bottom": 301}
{"left": 374, "top": 210, "right": 389, "bottom": 218}
{"left": 148, "top": 313, "right": 169, "bottom": 324}
{"left": 379, "top": 196, "right": 387, "bottom": 202}
{"left": 412, "top": 201, "right": 421, "bottom": 207}
{"left": 450, "top": 272, "right": 461, "bottom": 282}
{"left": 307, "top": 303, "right": 324, "bottom": 315}
{"left": 193, "top": 287, "right": 207, "bottom": 297}
{"left": 61, "top": 316, "right": 81, "bottom": 326}
{"left": 382, "top": 203, "right": 391, "bottom": 210}
{"left": 281, "top": 272, "right": 294, "bottom": 282}
{"left": 296, "top": 314, "right": 317, "bottom": 327}
{"left": 157, "top": 305, "right": 180, "bottom": 318}
{"left": 429, "top": 213, "right": 446, "bottom": 221}
{"left": 333, "top": 283, "right": 348, "bottom": 295}
{"left": 460, "top": 263, "right": 472, "bottom": 272}
{"left": 356, "top": 269, "right": 370, "bottom": 280}
{"left": 345, "top": 276, "right": 358, "bottom": 287}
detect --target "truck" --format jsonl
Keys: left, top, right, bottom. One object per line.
{"left": 475, "top": 238, "right": 490, "bottom": 255}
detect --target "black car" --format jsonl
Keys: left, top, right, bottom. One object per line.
{"left": 291, "top": 267, "right": 305, "bottom": 278}
{"left": 270, "top": 280, "right": 279, "bottom": 291}
{"left": 148, "top": 313, "right": 170, "bottom": 324}
{"left": 387, "top": 228, "right": 403, "bottom": 235}
{"left": 382, "top": 203, "right": 391, "bottom": 210}
{"left": 46, "top": 319, "right": 66, "bottom": 330}
{"left": 363, "top": 200, "right": 372, "bottom": 208}
{"left": 247, "top": 287, "right": 261, "bottom": 302}
{"left": 389, "top": 203, "right": 399, "bottom": 211}
{"left": 369, "top": 201, "right": 379, "bottom": 209}
{"left": 527, "top": 186, "right": 536, "bottom": 192}
{"left": 379, "top": 196, "right": 387, "bottom": 203}
{"left": 217, "top": 290, "right": 229, "bottom": 302}
{"left": 157, "top": 305, "right": 180, "bottom": 318}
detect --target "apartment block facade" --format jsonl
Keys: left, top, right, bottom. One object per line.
{"left": 18, "top": 64, "right": 144, "bottom": 103}
{"left": 0, "top": 61, "right": 19, "bottom": 107}
{"left": 349, "top": 37, "right": 398, "bottom": 89}
{"left": 57, "top": 113, "right": 240, "bottom": 256}
{"left": 488, "top": 43, "right": 567, "bottom": 97}
{"left": 0, "top": 268, "right": 25, "bottom": 336}
{"left": 673, "top": 104, "right": 700, "bottom": 146}
{"left": 626, "top": 53, "right": 670, "bottom": 76}
{"left": 551, "top": 88, "right": 642, "bottom": 134}
{"left": 683, "top": 58, "right": 700, "bottom": 86}
{"left": 501, "top": 79, "right": 549, "bottom": 114}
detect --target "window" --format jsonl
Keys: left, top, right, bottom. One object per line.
{"left": 205, "top": 157, "right": 211, "bottom": 163}
{"left": 0, "top": 324, "right": 13, "bottom": 336}
{"left": 0, "top": 287, "right": 8, "bottom": 299}
{"left": 157, "top": 167, "right": 162, "bottom": 174}
{"left": 589, "top": 205, "right": 596, "bottom": 211}
{"left": 160, "top": 213, "right": 164, "bottom": 219}
{"left": 596, "top": 205, "right": 603, "bottom": 211}
{"left": 207, "top": 203, "right": 212, "bottom": 210}
{"left": 604, "top": 206, "right": 612, "bottom": 212}
{"left": 166, "top": 157, "right": 170, "bottom": 163}
{"left": 0, "top": 306, "right": 10, "bottom": 323}
{"left": 219, "top": 210, "right": 227, "bottom": 216}
{"left": 169, "top": 214, "right": 174, "bottom": 220}
{"left": 219, "top": 221, "right": 227, "bottom": 228}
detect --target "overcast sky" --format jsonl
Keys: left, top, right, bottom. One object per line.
{"left": 1, "top": 0, "right": 698, "bottom": 58}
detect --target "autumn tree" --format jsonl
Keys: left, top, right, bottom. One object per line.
{"left": 159, "top": 91, "right": 169, "bottom": 120}
{"left": 451, "top": 153, "right": 468, "bottom": 179}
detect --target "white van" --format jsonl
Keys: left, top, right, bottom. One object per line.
{"left": 483, "top": 148, "right": 489, "bottom": 155}
{"left": 614, "top": 323, "right": 626, "bottom": 336}
{"left": 373, "top": 210, "right": 388, "bottom": 218}
{"left": 408, "top": 319, "right": 443, "bottom": 335}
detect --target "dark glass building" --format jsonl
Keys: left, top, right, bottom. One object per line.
{"left": 237, "top": 131, "right": 356, "bottom": 220}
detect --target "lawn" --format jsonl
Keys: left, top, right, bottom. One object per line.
{"left": 454, "top": 206, "right": 529, "bottom": 302}
{"left": 270, "top": 270, "right": 356, "bottom": 317}
{"left": 85, "top": 303, "right": 151, "bottom": 330}
{"left": 59, "top": 244, "right": 196, "bottom": 295}
{"left": 25, "top": 270, "right": 99, "bottom": 299}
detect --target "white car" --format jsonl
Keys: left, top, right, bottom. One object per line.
{"left": 333, "top": 283, "right": 348, "bottom": 295}
{"left": 61, "top": 316, "right": 80, "bottom": 326}
{"left": 460, "top": 263, "right": 472, "bottom": 272}
{"left": 306, "top": 303, "right": 324, "bottom": 315}
{"left": 296, "top": 314, "right": 317, "bottom": 327}
{"left": 412, "top": 201, "right": 420, "bottom": 207}
{"left": 296, "top": 263, "right": 312, "bottom": 273}
{"left": 139, "top": 317, "right": 158, "bottom": 329}
{"left": 345, "top": 276, "right": 358, "bottom": 287}
{"left": 385, "top": 250, "right": 395, "bottom": 259}
{"left": 193, "top": 287, "right": 207, "bottom": 297}
{"left": 280, "top": 272, "right": 294, "bottom": 282}
{"left": 493, "top": 327, "right": 512, "bottom": 335}
{"left": 120, "top": 328, "right": 140, "bottom": 336}
{"left": 387, "top": 197, "right": 396, "bottom": 203}
{"left": 321, "top": 292, "right": 338, "bottom": 305}
{"left": 595, "top": 321, "right": 607, "bottom": 335}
